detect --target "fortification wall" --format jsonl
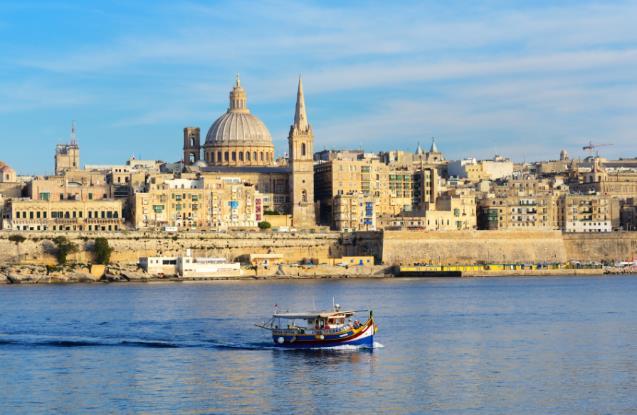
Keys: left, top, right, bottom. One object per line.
{"left": 381, "top": 230, "right": 568, "bottom": 265}
{"left": 563, "top": 233, "right": 637, "bottom": 262}
{"left": 0, "top": 231, "right": 344, "bottom": 265}
{"left": 1, "top": 230, "right": 636, "bottom": 267}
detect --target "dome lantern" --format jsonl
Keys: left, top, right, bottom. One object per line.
{"left": 229, "top": 73, "right": 249, "bottom": 113}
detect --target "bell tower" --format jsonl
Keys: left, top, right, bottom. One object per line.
{"left": 54, "top": 121, "right": 80, "bottom": 175}
{"left": 183, "top": 127, "right": 201, "bottom": 165}
{"left": 288, "top": 76, "right": 315, "bottom": 228}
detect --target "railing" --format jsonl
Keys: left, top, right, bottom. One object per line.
{"left": 272, "top": 325, "right": 355, "bottom": 336}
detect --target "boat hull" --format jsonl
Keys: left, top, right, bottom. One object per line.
{"left": 271, "top": 319, "right": 376, "bottom": 349}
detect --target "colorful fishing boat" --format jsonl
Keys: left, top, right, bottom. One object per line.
{"left": 256, "top": 304, "right": 377, "bottom": 349}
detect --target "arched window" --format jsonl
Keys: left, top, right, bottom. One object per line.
{"left": 189, "top": 154, "right": 196, "bottom": 164}
{"left": 301, "top": 143, "right": 306, "bottom": 156}
{"left": 224, "top": 152, "right": 229, "bottom": 162}
{"left": 246, "top": 152, "right": 251, "bottom": 161}
{"left": 217, "top": 152, "right": 222, "bottom": 162}
{"left": 239, "top": 152, "right": 244, "bottom": 161}
{"left": 254, "top": 151, "right": 257, "bottom": 161}
{"left": 190, "top": 137, "right": 196, "bottom": 147}
{"left": 232, "top": 152, "right": 236, "bottom": 161}
{"left": 302, "top": 189, "right": 308, "bottom": 203}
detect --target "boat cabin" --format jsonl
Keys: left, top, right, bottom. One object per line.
{"left": 271, "top": 310, "right": 357, "bottom": 334}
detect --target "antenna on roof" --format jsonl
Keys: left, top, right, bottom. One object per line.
{"left": 70, "top": 120, "right": 77, "bottom": 146}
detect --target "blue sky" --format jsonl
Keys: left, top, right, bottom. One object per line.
{"left": 1, "top": 0, "right": 636, "bottom": 175}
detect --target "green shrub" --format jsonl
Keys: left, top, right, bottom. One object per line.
{"left": 94, "top": 237, "right": 113, "bottom": 265}
{"left": 9, "top": 234, "right": 26, "bottom": 244}
{"left": 258, "top": 221, "right": 272, "bottom": 230}
{"left": 52, "top": 236, "right": 79, "bottom": 265}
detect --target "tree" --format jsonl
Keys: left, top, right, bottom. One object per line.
{"left": 93, "top": 237, "right": 113, "bottom": 265}
{"left": 8, "top": 234, "right": 26, "bottom": 262}
{"left": 52, "top": 236, "right": 78, "bottom": 265}
{"left": 258, "top": 221, "right": 272, "bottom": 230}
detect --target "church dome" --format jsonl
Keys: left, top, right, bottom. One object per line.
{"left": 205, "top": 111, "right": 272, "bottom": 146}
{"left": 203, "top": 75, "right": 275, "bottom": 167}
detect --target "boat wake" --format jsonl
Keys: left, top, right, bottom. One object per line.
{"left": 0, "top": 335, "right": 185, "bottom": 349}
{"left": 0, "top": 335, "right": 384, "bottom": 351}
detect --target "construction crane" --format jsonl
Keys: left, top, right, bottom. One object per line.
{"left": 582, "top": 141, "right": 612, "bottom": 157}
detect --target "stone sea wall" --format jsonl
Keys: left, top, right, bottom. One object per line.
{"left": 379, "top": 230, "right": 637, "bottom": 265}
{"left": 563, "top": 233, "right": 637, "bottom": 262}
{"left": 380, "top": 230, "right": 569, "bottom": 265}
{"left": 0, "top": 231, "right": 344, "bottom": 266}
{"left": 1, "top": 230, "right": 636, "bottom": 268}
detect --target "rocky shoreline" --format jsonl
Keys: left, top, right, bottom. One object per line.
{"left": 0, "top": 263, "right": 392, "bottom": 284}
{"left": 1, "top": 263, "right": 633, "bottom": 284}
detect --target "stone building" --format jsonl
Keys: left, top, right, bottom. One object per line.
{"left": 378, "top": 189, "right": 476, "bottom": 231}
{"left": 0, "top": 161, "right": 23, "bottom": 224}
{"left": 332, "top": 193, "right": 377, "bottom": 231}
{"left": 28, "top": 170, "right": 112, "bottom": 202}
{"left": 621, "top": 199, "right": 637, "bottom": 231}
{"left": 85, "top": 157, "right": 163, "bottom": 198}
{"left": 0, "top": 161, "right": 17, "bottom": 183}
{"left": 2, "top": 198, "right": 124, "bottom": 232}
{"left": 0, "top": 161, "right": 22, "bottom": 199}
{"left": 314, "top": 153, "right": 442, "bottom": 229}
{"left": 54, "top": 123, "right": 80, "bottom": 175}
{"left": 574, "top": 157, "right": 637, "bottom": 199}
{"left": 315, "top": 158, "right": 388, "bottom": 226}
{"left": 132, "top": 175, "right": 262, "bottom": 230}
{"left": 478, "top": 194, "right": 560, "bottom": 230}
{"left": 561, "top": 194, "right": 619, "bottom": 232}
{"left": 180, "top": 76, "right": 316, "bottom": 228}
{"left": 448, "top": 156, "right": 514, "bottom": 182}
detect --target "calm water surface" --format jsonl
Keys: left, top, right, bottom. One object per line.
{"left": 1, "top": 276, "right": 637, "bottom": 414}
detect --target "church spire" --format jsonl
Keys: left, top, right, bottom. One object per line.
{"left": 293, "top": 75, "right": 309, "bottom": 131}
{"left": 430, "top": 137, "right": 439, "bottom": 153}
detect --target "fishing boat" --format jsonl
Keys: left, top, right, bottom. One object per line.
{"left": 256, "top": 304, "right": 377, "bottom": 349}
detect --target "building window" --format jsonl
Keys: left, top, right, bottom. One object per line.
{"left": 301, "top": 143, "right": 306, "bottom": 156}
{"left": 224, "top": 152, "right": 229, "bottom": 162}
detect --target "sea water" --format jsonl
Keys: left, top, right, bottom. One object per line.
{"left": 1, "top": 276, "right": 637, "bottom": 414}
